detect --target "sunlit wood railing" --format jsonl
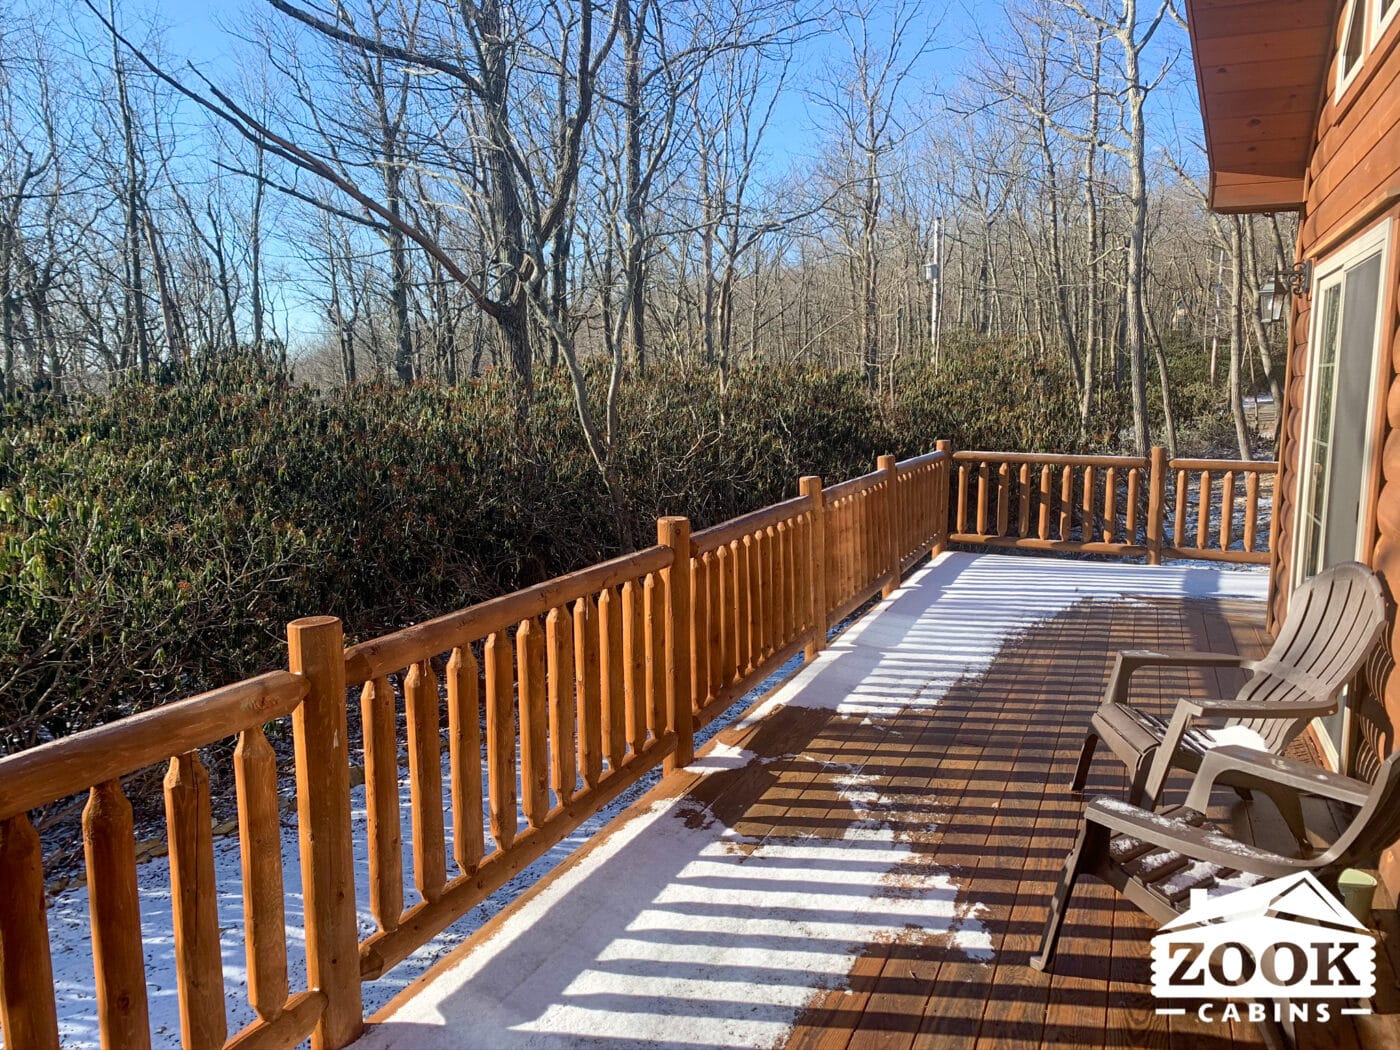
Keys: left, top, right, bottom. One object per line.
{"left": 949, "top": 447, "right": 1275, "bottom": 566}
{"left": 340, "top": 531, "right": 689, "bottom": 985}
{"left": 1163, "top": 457, "right": 1275, "bottom": 565}
{"left": 0, "top": 671, "right": 326, "bottom": 1050}
{"left": 0, "top": 440, "right": 1273, "bottom": 1049}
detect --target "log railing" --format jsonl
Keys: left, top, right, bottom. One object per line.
{"left": 949, "top": 447, "right": 1275, "bottom": 566}
{"left": 0, "top": 441, "right": 1273, "bottom": 1050}
{"left": 341, "top": 531, "right": 688, "bottom": 985}
{"left": 1163, "top": 457, "right": 1275, "bottom": 565}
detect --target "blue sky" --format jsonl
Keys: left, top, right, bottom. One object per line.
{"left": 146, "top": 0, "right": 1207, "bottom": 174}
{"left": 123, "top": 0, "right": 1208, "bottom": 346}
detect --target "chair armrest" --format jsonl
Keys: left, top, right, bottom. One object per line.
{"left": 1085, "top": 797, "right": 1303, "bottom": 877}
{"left": 1185, "top": 745, "right": 1372, "bottom": 812}
{"left": 1174, "top": 696, "right": 1335, "bottom": 719}
{"left": 1139, "top": 694, "right": 1332, "bottom": 807}
{"left": 1106, "top": 649, "right": 1256, "bottom": 705}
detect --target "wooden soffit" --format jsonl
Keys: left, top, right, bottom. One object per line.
{"left": 1183, "top": 0, "right": 1339, "bottom": 213}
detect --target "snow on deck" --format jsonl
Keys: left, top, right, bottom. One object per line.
{"left": 352, "top": 553, "right": 1267, "bottom": 1049}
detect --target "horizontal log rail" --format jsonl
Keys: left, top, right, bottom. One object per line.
{"left": 691, "top": 494, "right": 813, "bottom": 555}
{"left": 343, "top": 544, "right": 674, "bottom": 686}
{"left": 0, "top": 439, "right": 1275, "bottom": 1050}
{"left": 0, "top": 671, "right": 308, "bottom": 823}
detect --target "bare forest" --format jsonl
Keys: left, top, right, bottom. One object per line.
{"left": 2, "top": 0, "right": 1287, "bottom": 455}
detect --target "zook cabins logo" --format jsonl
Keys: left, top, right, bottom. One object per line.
{"left": 1150, "top": 872, "right": 1376, "bottom": 1025}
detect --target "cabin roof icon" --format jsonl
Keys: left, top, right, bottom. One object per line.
{"left": 1155, "top": 871, "right": 1368, "bottom": 936}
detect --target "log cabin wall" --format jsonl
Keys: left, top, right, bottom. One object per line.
{"left": 1268, "top": 3, "right": 1400, "bottom": 883}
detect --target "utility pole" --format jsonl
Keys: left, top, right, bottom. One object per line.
{"left": 926, "top": 215, "right": 944, "bottom": 371}
{"left": 1209, "top": 247, "right": 1224, "bottom": 387}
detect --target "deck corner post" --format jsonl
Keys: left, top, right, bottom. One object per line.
{"left": 287, "top": 615, "right": 363, "bottom": 1050}
{"left": 658, "top": 517, "right": 694, "bottom": 773}
{"left": 1147, "top": 446, "right": 1167, "bottom": 566}
{"left": 878, "top": 454, "right": 899, "bottom": 598}
{"left": 933, "top": 440, "right": 952, "bottom": 554}
{"left": 799, "top": 475, "right": 828, "bottom": 660}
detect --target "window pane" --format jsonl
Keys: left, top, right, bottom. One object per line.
{"left": 1342, "top": 0, "right": 1367, "bottom": 77}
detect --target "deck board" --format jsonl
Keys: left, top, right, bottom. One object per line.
{"left": 353, "top": 553, "right": 1389, "bottom": 1050}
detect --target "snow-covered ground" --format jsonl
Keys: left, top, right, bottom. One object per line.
{"left": 353, "top": 553, "right": 1267, "bottom": 1049}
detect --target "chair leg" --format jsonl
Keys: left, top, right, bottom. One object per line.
{"left": 1070, "top": 731, "right": 1098, "bottom": 792}
{"left": 1263, "top": 786, "right": 1310, "bottom": 853}
{"left": 1029, "top": 823, "right": 1101, "bottom": 972}
{"left": 1128, "top": 750, "right": 1156, "bottom": 807}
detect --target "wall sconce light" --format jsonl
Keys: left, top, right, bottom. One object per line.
{"left": 1257, "top": 259, "right": 1313, "bottom": 325}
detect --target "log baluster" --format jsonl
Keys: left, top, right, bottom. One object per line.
{"left": 83, "top": 779, "right": 151, "bottom": 1050}
{"left": 646, "top": 573, "right": 666, "bottom": 738}
{"left": 361, "top": 677, "right": 402, "bottom": 930}
{"left": 976, "top": 463, "right": 989, "bottom": 535}
{"left": 446, "top": 646, "right": 485, "bottom": 873}
{"left": 1103, "top": 467, "right": 1117, "bottom": 544}
{"left": 996, "top": 463, "right": 1010, "bottom": 537}
{"left": 1038, "top": 465, "right": 1052, "bottom": 540}
{"left": 0, "top": 814, "right": 60, "bottom": 1050}
{"left": 1197, "top": 471, "right": 1213, "bottom": 549}
{"left": 956, "top": 464, "right": 969, "bottom": 533}
{"left": 1059, "top": 465, "right": 1073, "bottom": 540}
{"left": 517, "top": 618, "right": 550, "bottom": 827}
{"left": 1126, "top": 465, "right": 1141, "bottom": 539}
{"left": 405, "top": 661, "right": 446, "bottom": 903}
{"left": 1244, "top": 472, "right": 1260, "bottom": 552}
{"left": 165, "top": 752, "right": 227, "bottom": 1050}
{"left": 485, "top": 631, "right": 518, "bottom": 850}
{"left": 1174, "top": 468, "right": 1188, "bottom": 547}
{"left": 573, "top": 597, "right": 603, "bottom": 789}
{"left": 598, "top": 587, "right": 626, "bottom": 772}
{"left": 741, "top": 534, "right": 757, "bottom": 674}
{"left": 690, "top": 558, "right": 708, "bottom": 714}
{"left": 716, "top": 544, "right": 736, "bottom": 688}
{"left": 234, "top": 728, "right": 288, "bottom": 1024}
{"left": 1220, "top": 472, "right": 1236, "bottom": 551}
{"left": 1081, "top": 465, "right": 1095, "bottom": 542}
{"left": 545, "top": 608, "right": 577, "bottom": 805}
{"left": 623, "top": 580, "right": 648, "bottom": 752}
{"left": 704, "top": 551, "right": 723, "bottom": 698}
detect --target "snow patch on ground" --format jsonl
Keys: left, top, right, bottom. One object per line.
{"left": 735, "top": 552, "right": 1267, "bottom": 726}
{"left": 355, "top": 800, "right": 992, "bottom": 1049}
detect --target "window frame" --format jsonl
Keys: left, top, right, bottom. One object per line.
{"left": 1378, "top": 0, "right": 1400, "bottom": 41}
{"left": 1335, "top": 0, "right": 1371, "bottom": 101}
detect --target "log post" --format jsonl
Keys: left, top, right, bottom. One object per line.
{"left": 800, "top": 475, "right": 828, "bottom": 660}
{"left": 878, "top": 454, "right": 899, "bottom": 598}
{"left": 287, "top": 616, "right": 362, "bottom": 1050}
{"left": 1146, "top": 446, "right": 1167, "bottom": 566}
{"left": 659, "top": 516, "right": 694, "bottom": 773}
{"left": 0, "top": 814, "right": 59, "bottom": 1050}
{"left": 933, "top": 440, "right": 952, "bottom": 554}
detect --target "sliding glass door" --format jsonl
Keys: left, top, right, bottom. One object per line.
{"left": 1293, "top": 221, "right": 1390, "bottom": 767}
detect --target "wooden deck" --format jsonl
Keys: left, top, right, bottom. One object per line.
{"left": 352, "top": 553, "right": 1400, "bottom": 1050}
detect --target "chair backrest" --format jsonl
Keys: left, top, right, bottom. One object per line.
{"left": 1232, "top": 562, "right": 1388, "bottom": 750}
